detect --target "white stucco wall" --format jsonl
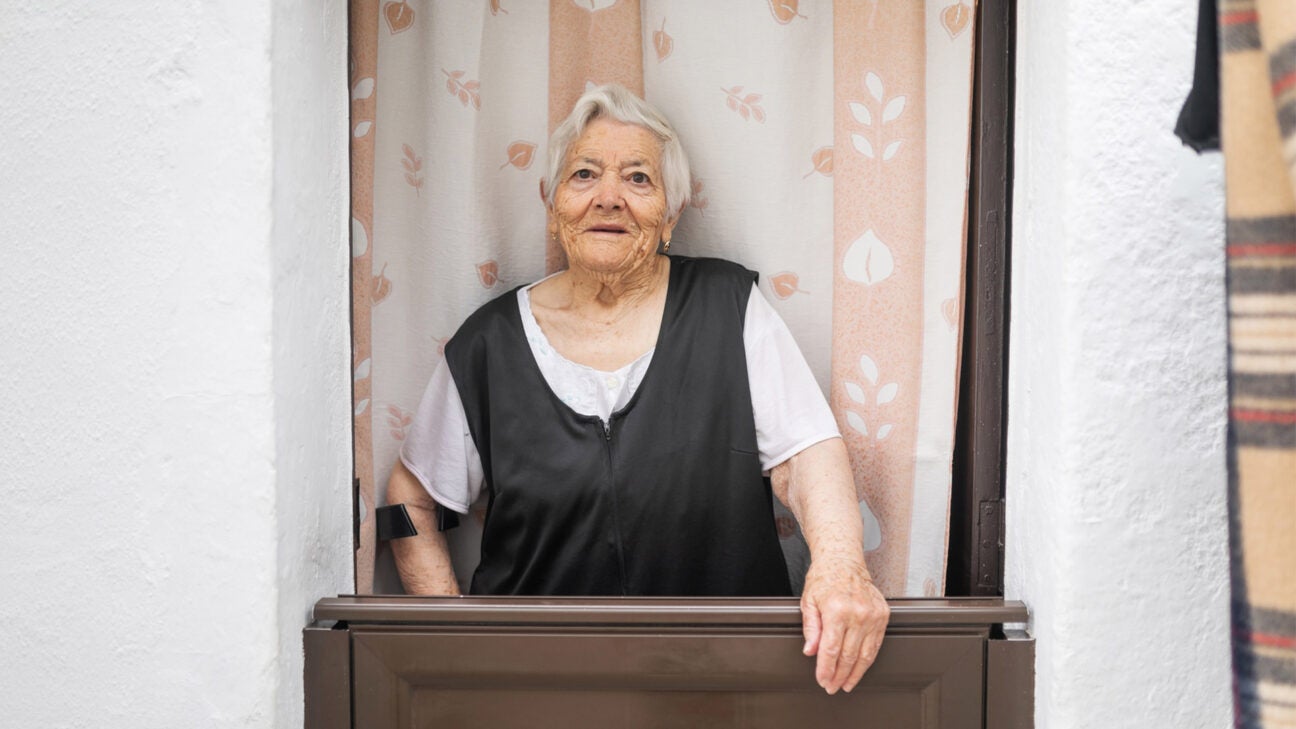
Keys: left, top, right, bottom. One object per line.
{"left": 1, "top": 0, "right": 1237, "bottom": 726}
{"left": 269, "top": 3, "right": 352, "bottom": 729}
{"left": 0, "top": 3, "right": 351, "bottom": 728}
{"left": 1007, "top": 1, "right": 1233, "bottom": 727}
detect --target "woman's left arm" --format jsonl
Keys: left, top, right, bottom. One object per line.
{"left": 771, "top": 437, "right": 890, "bottom": 695}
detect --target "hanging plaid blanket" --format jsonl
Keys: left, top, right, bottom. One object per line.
{"left": 1220, "top": 1, "right": 1296, "bottom": 726}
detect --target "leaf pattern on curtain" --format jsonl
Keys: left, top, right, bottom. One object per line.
{"left": 350, "top": 0, "right": 381, "bottom": 592}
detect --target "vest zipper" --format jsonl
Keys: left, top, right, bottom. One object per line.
{"left": 601, "top": 418, "right": 628, "bottom": 596}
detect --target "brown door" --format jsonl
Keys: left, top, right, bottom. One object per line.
{"left": 308, "top": 596, "right": 1032, "bottom": 729}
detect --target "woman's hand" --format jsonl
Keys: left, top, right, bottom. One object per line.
{"left": 771, "top": 437, "right": 890, "bottom": 693}
{"left": 800, "top": 555, "right": 890, "bottom": 694}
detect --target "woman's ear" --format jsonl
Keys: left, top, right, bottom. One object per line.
{"left": 538, "top": 178, "right": 548, "bottom": 206}
{"left": 661, "top": 215, "right": 679, "bottom": 243}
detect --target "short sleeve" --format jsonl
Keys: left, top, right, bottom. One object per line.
{"left": 398, "top": 358, "right": 485, "bottom": 514}
{"left": 744, "top": 283, "right": 841, "bottom": 470}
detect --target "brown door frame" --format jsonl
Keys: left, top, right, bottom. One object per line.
{"left": 948, "top": 0, "right": 1016, "bottom": 597}
{"left": 344, "top": 0, "right": 1021, "bottom": 597}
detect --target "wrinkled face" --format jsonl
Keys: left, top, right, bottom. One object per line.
{"left": 550, "top": 118, "right": 676, "bottom": 276}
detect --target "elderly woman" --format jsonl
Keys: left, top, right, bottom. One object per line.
{"left": 387, "top": 84, "right": 888, "bottom": 694}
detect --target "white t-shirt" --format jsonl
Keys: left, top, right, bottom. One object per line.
{"left": 400, "top": 281, "right": 840, "bottom": 514}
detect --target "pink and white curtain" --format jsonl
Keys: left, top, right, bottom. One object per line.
{"left": 350, "top": 0, "right": 978, "bottom": 596}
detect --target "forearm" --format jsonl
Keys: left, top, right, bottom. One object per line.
{"left": 774, "top": 437, "right": 868, "bottom": 569}
{"left": 773, "top": 436, "right": 888, "bottom": 694}
{"left": 386, "top": 460, "right": 462, "bottom": 596}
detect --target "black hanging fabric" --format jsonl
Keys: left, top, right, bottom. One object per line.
{"left": 1175, "top": 0, "right": 1221, "bottom": 152}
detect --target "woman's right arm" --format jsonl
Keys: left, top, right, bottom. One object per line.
{"left": 386, "top": 460, "right": 462, "bottom": 595}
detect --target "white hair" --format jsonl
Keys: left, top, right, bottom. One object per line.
{"left": 544, "top": 84, "right": 692, "bottom": 220}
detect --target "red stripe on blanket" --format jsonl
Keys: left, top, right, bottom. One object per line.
{"left": 1227, "top": 243, "right": 1296, "bottom": 256}
{"left": 1274, "top": 70, "right": 1296, "bottom": 96}
{"left": 1221, "top": 10, "right": 1259, "bottom": 26}
{"left": 1231, "top": 408, "right": 1296, "bottom": 424}
{"left": 1236, "top": 629, "right": 1296, "bottom": 650}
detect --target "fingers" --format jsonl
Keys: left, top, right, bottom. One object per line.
{"left": 829, "top": 626, "right": 866, "bottom": 693}
{"left": 813, "top": 617, "right": 844, "bottom": 690}
{"left": 841, "top": 596, "right": 890, "bottom": 693}
{"left": 801, "top": 599, "right": 822, "bottom": 657}
{"left": 842, "top": 629, "right": 883, "bottom": 693}
{"left": 811, "top": 595, "right": 890, "bottom": 694}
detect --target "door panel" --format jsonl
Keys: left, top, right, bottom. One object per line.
{"left": 353, "top": 630, "right": 982, "bottom": 728}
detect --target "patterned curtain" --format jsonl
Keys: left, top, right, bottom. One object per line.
{"left": 1219, "top": 2, "right": 1296, "bottom": 726}
{"left": 349, "top": 0, "right": 979, "bottom": 597}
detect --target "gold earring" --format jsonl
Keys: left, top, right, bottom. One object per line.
{"left": 663, "top": 239, "right": 671, "bottom": 253}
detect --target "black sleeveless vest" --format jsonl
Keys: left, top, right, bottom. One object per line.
{"left": 443, "top": 256, "right": 792, "bottom": 597}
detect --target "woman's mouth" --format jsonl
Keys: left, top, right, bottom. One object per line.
{"left": 586, "top": 225, "right": 628, "bottom": 234}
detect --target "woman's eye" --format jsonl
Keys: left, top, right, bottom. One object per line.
{"left": 574, "top": 169, "right": 593, "bottom": 180}
{"left": 629, "top": 172, "right": 649, "bottom": 184}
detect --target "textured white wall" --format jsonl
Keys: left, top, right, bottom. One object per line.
{"left": 270, "top": 3, "right": 352, "bottom": 729}
{"left": 0, "top": 2, "right": 351, "bottom": 728}
{"left": 1007, "top": 1, "right": 1232, "bottom": 727}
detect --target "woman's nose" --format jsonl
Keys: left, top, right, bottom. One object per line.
{"left": 593, "top": 176, "right": 624, "bottom": 209}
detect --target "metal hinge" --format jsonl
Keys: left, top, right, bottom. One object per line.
{"left": 978, "top": 499, "right": 1005, "bottom": 592}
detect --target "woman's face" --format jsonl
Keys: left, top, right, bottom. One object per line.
{"left": 550, "top": 117, "right": 676, "bottom": 277}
